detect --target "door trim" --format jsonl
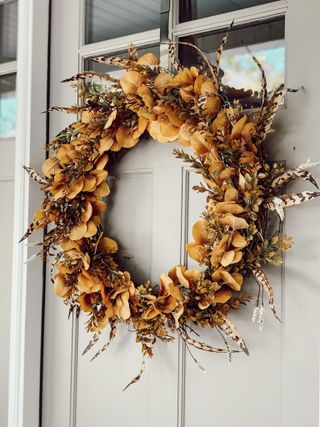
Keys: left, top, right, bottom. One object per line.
{"left": 8, "top": 1, "right": 50, "bottom": 426}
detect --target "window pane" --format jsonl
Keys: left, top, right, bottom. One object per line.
{"left": 0, "top": 0, "right": 18, "bottom": 63}
{"left": 179, "top": 18, "right": 285, "bottom": 106}
{"left": 85, "top": 0, "right": 160, "bottom": 45}
{"left": 179, "top": 0, "right": 277, "bottom": 22}
{"left": 0, "top": 74, "right": 16, "bottom": 139}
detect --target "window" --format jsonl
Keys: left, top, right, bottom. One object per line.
{"left": 0, "top": 73, "right": 16, "bottom": 138}
{"left": 0, "top": 0, "right": 17, "bottom": 140}
{"left": 82, "top": 1, "right": 286, "bottom": 108}
{"left": 0, "top": 0, "right": 18, "bottom": 63}
{"left": 179, "top": 0, "right": 278, "bottom": 22}
{"left": 179, "top": 17, "right": 285, "bottom": 105}
{"left": 85, "top": 0, "right": 161, "bottom": 44}
{"left": 175, "top": 1, "right": 286, "bottom": 106}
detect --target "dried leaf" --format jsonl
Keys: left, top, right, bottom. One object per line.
{"left": 82, "top": 330, "right": 102, "bottom": 356}
{"left": 216, "top": 20, "right": 234, "bottom": 77}
{"left": 178, "top": 327, "right": 239, "bottom": 354}
{"left": 219, "top": 213, "right": 249, "bottom": 230}
{"left": 137, "top": 52, "right": 160, "bottom": 66}
{"left": 244, "top": 45, "right": 267, "bottom": 113}
{"left": 198, "top": 94, "right": 207, "bottom": 114}
{"left": 23, "top": 165, "right": 47, "bottom": 185}
{"left": 260, "top": 84, "right": 286, "bottom": 141}
{"left": 48, "top": 106, "right": 84, "bottom": 114}
{"left": 252, "top": 268, "right": 280, "bottom": 320}
{"left": 217, "top": 312, "right": 249, "bottom": 355}
{"left": 93, "top": 56, "right": 135, "bottom": 69}
{"left": 120, "top": 70, "right": 145, "bottom": 95}
{"left": 265, "top": 191, "right": 320, "bottom": 211}
{"left": 90, "top": 320, "right": 118, "bottom": 362}
{"left": 174, "top": 40, "right": 217, "bottom": 84}
{"left": 271, "top": 168, "right": 319, "bottom": 190}
{"left": 168, "top": 40, "right": 182, "bottom": 72}
{"left": 123, "top": 355, "right": 146, "bottom": 391}
{"left": 127, "top": 43, "right": 138, "bottom": 60}
{"left": 19, "top": 219, "right": 43, "bottom": 243}
{"left": 62, "top": 71, "right": 118, "bottom": 83}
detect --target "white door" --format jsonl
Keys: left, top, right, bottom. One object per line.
{"left": 42, "top": 1, "right": 320, "bottom": 426}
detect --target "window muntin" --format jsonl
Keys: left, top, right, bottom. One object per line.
{"left": 179, "top": 0, "right": 278, "bottom": 23}
{"left": 0, "top": 0, "right": 18, "bottom": 63}
{"left": 85, "top": 0, "right": 161, "bottom": 45}
{"left": 0, "top": 73, "right": 16, "bottom": 139}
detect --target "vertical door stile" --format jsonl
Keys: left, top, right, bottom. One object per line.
{"left": 160, "top": 0, "right": 170, "bottom": 69}
{"left": 160, "top": 3, "right": 188, "bottom": 426}
{"left": 68, "top": 1, "right": 85, "bottom": 425}
{"left": 150, "top": 165, "right": 182, "bottom": 426}
{"left": 42, "top": 1, "right": 81, "bottom": 426}
{"left": 176, "top": 166, "right": 191, "bottom": 427}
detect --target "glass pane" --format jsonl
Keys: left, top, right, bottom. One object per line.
{"left": 179, "top": 18, "right": 285, "bottom": 105}
{"left": 179, "top": 0, "right": 277, "bottom": 22}
{"left": 85, "top": 0, "right": 160, "bottom": 45}
{"left": 0, "top": 74, "right": 16, "bottom": 139}
{"left": 0, "top": 0, "right": 18, "bottom": 63}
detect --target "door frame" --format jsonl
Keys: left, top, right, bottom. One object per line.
{"left": 8, "top": 1, "right": 50, "bottom": 426}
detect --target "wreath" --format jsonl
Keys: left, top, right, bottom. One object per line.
{"left": 22, "top": 28, "right": 320, "bottom": 388}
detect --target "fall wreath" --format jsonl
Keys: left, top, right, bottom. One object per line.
{"left": 22, "top": 29, "right": 320, "bottom": 388}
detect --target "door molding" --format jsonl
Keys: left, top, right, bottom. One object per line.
{"left": 176, "top": 166, "right": 191, "bottom": 427}
{"left": 8, "top": 1, "right": 50, "bottom": 426}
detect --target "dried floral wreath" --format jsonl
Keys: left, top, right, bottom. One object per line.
{"left": 22, "top": 28, "right": 320, "bottom": 388}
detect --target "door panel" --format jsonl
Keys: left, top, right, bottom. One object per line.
{"left": 106, "top": 169, "right": 154, "bottom": 283}
{"left": 76, "top": 140, "right": 184, "bottom": 427}
{"left": 184, "top": 173, "right": 283, "bottom": 427}
{"left": 77, "top": 324, "right": 178, "bottom": 427}
{"left": 41, "top": 2, "right": 80, "bottom": 426}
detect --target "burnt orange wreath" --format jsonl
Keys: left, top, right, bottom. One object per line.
{"left": 22, "top": 32, "right": 319, "bottom": 388}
